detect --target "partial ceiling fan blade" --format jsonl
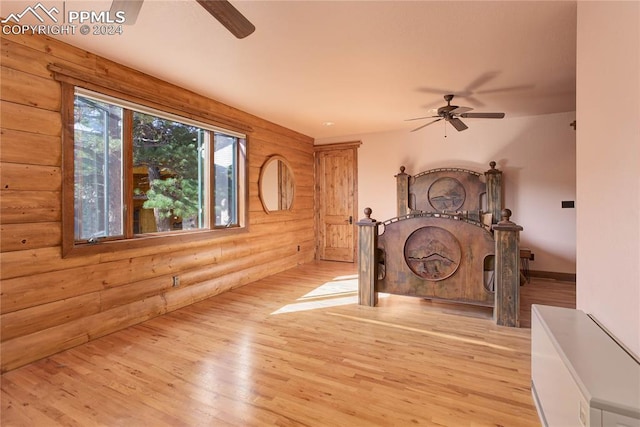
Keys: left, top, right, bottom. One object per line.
{"left": 465, "top": 71, "right": 500, "bottom": 92}
{"left": 449, "top": 118, "right": 468, "bottom": 132}
{"left": 196, "top": 0, "right": 255, "bottom": 39}
{"left": 461, "top": 96, "right": 485, "bottom": 108}
{"left": 411, "top": 118, "right": 442, "bottom": 132}
{"left": 460, "top": 112, "right": 505, "bottom": 119}
{"left": 405, "top": 115, "right": 439, "bottom": 122}
{"left": 476, "top": 84, "right": 535, "bottom": 95}
{"left": 451, "top": 106, "right": 473, "bottom": 115}
{"left": 110, "top": 0, "right": 143, "bottom": 25}
{"left": 417, "top": 86, "right": 454, "bottom": 95}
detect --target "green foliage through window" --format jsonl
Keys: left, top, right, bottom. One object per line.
{"left": 73, "top": 89, "right": 246, "bottom": 243}
{"left": 74, "top": 96, "right": 123, "bottom": 241}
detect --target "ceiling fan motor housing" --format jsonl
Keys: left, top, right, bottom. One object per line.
{"left": 438, "top": 94, "right": 458, "bottom": 119}
{"left": 438, "top": 105, "right": 458, "bottom": 119}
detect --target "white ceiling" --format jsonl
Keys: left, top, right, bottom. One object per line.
{"left": 4, "top": 0, "right": 577, "bottom": 139}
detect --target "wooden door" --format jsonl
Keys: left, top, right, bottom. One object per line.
{"left": 315, "top": 142, "right": 360, "bottom": 262}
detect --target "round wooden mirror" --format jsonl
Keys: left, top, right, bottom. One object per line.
{"left": 259, "top": 155, "right": 294, "bottom": 213}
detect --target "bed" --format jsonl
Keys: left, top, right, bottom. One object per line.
{"left": 357, "top": 161, "right": 523, "bottom": 326}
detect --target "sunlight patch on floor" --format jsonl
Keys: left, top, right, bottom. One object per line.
{"left": 299, "top": 275, "right": 358, "bottom": 300}
{"left": 270, "top": 275, "right": 359, "bottom": 315}
{"left": 271, "top": 295, "right": 359, "bottom": 315}
{"left": 326, "top": 312, "right": 517, "bottom": 352}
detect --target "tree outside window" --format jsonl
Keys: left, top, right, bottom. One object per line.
{"left": 72, "top": 90, "right": 245, "bottom": 244}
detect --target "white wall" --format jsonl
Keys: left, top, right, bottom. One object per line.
{"left": 576, "top": 1, "right": 640, "bottom": 358}
{"left": 317, "top": 111, "right": 576, "bottom": 274}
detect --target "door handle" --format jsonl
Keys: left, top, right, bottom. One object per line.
{"left": 348, "top": 216, "right": 353, "bottom": 224}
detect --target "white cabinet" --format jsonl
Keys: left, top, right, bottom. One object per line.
{"left": 601, "top": 411, "right": 640, "bottom": 427}
{"left": 531, "top": 305, "right": 640, "bottom": 427}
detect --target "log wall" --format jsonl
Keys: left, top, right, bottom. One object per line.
{"left": 0, "top": 31, "right": 316, "bottom": 372}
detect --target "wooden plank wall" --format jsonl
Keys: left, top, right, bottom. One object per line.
{"left": 0, "top": 31, "right": 316, "bottom": 372}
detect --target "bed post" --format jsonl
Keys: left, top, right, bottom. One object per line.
{"left": 485, "top": 161, "right": 502, "bottom": 224}
{"left": 357, "top": 208, "right": 379, "bottom": 306}
{"left": 493, "top": 209, "right": 523, "bottom": 327}
{"left": 396, "top": 166, "right": 410, "bottom": 216}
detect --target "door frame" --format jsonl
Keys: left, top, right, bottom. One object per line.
{"left": 314, "top": 141, "right": 361, "bottom": 262}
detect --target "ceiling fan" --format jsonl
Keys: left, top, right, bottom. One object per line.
{"left": 406, "top": 94, "right": 505, "bottom": 132}
{"left": 110, "top": 0, "right": 255, "bottom": 39}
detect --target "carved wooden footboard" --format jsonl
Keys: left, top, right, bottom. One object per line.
{"left": 377, "top": 213, "right": 494, "bottom": 306}
{"left": 358, "top": 162, "right": 523, "bottom": 327}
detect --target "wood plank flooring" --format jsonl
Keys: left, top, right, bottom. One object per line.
{"left": 1, "top": 261, "right": 575, "bottom": 426}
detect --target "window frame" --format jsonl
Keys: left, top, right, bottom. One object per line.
{"left": 59, "top": 80, "right": 249, "bottom": 258}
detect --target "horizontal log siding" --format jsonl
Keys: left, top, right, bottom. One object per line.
{"left": 0, "top": 33, "right": 316, "bottom": 372}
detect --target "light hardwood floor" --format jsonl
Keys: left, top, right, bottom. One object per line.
{"left": 1, "top": 261, "right": 575, "bottom": 426}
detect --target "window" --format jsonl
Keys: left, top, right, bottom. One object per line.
{"left": 74, "top": 95, "right": 124, "bottom": 241}
{"left": 69, "top": 88, "right": 247, "bottom": 250}
{"left": 130, "top": 110, "right": 208, "bottom": 234}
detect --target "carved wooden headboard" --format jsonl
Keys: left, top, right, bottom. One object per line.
{"left": 395, "top": 161, "right": 502, "bottom": 224}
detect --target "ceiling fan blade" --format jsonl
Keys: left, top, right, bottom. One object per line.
{"left": 411, "top": 118, "right": 442, "bottom": 132}
{"left": 110, "top": 0, "right": 143, "bottom": 25}
{"left": 196, "top": 0, "right": 255, "bottom": 39}
{"left": 459, "top": 96, "right": 484, "bottom": 108}
{"left": 449, "top": 118, "right": 468, "bottom": 132}
{"left": 405, "top": 115, "right": 439, "bottom": 122}
{"left": 465, "top": 71, "right": 500, "bottom": 92}
{"left": 460, "top": 112, "right": 505, "bottom": 119}
{"left": 477, "top": 84, "right": 535, "bottom": 95}
{"left": 451, "top": 106, "right": 473, "bottom": 115}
